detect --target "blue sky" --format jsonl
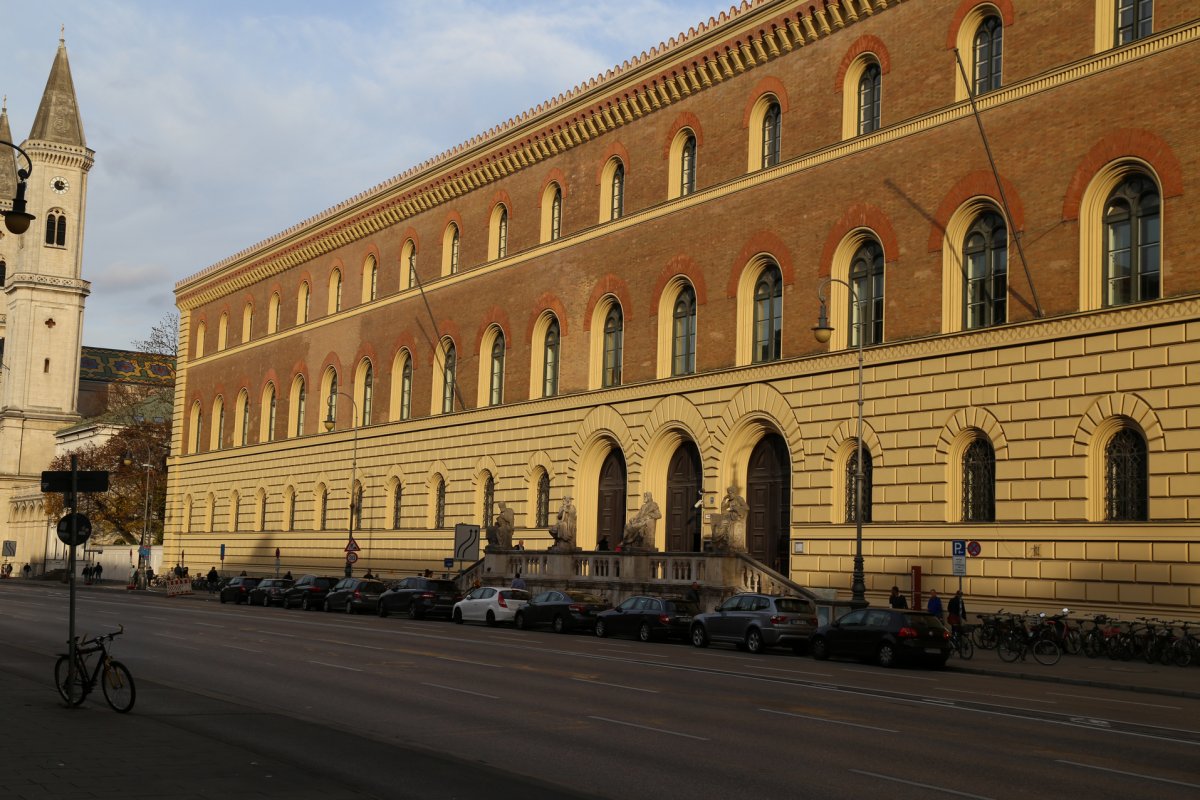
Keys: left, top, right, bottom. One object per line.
{"left": 3, "top": 0, "right": 726, "bottom": 350}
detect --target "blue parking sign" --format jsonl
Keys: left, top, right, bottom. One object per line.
{"left": 952, "top": 539, "right": 966, "bottom": 557}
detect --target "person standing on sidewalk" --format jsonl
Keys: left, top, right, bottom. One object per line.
{"left": 888, "top": 585, "right": 908, "bottom": 609}
{"left": 93, "top": 563, "right": 103, "bottom": 583}
{"left": 927, "top": 589, "right": 944, "bottom": 620}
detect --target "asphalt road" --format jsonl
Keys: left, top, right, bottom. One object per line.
{"left": 3, "top": 583, "right": 1199, "bottom": 799}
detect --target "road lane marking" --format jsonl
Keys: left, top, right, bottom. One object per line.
{"left": 1046, "top": 692, "right": 1181, "bottom": 710}
{"left": 432, "top": 655, "right": 506, "bottom": 669}
{"left": 422, "top": 682, "right": 499, "bottom": 699}
{"left": 844, "top": 667, "right": 937, "bottom": 681}
{"left": 193, "top": 622, "right": 223, "bottom": 628}
{"left": 307, "top": 661, "right": 362, "bottom": 672}
{"left": 850, "top": 770, "right": 994, "bottom": 799}
{"left": 145, "top": 616, "right": 170, "bottom": 621}
{"left": 744, "top": 664, "right": 834, "bottom": 677}
{"left": 1056, "top": 760, "right": 1200, "bottom": 789}
{"left": 225, "top": 645, "right": 263, "bottom": 653}
{"left": 588, "top": 716, "right": 708, "bottom": 741}
{"left": 153, "top": 633, "right": 191, "bottom": 640}
{"left": 571, "top": 677, "right": 658, "bottom": 694}
{"left": 760, "top": 707, "right": 897, "bottom": 733}
{"left": 943, "top": 688, "right": 1055, "bottom": 704}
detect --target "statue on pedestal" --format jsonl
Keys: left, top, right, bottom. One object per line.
{"left": 621, "top": 492, "right": 661, "bottom": 552}
{"left": 710, "top": 485, "right": 748, "bottom": 553}
{"left": 485, "top": 502, "right": 516, "bottom": 551}
{"left": 548, "top": 496, "right": 577, "bottom": 552}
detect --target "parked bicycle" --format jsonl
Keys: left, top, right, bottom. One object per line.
{"left": 997, "top": 615, "right": 1061, "bottom": 665}
{"left": 949, "top": 627, "right": 974, "bottom": 659}
{"left": 55, "top": 626, "right": 136, "bottom": 712}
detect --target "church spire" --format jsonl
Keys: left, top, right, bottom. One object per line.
{"left": 0, "top": 97, "right": 17, "bottom": 201}
{"left": 28, "top": 34, "right": 86, "bottom": 147}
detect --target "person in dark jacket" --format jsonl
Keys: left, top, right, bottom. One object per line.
{"left": 947, "top": 590, "right": 967, "bottom": 633}
{"left": 927, "top": 589, "right": 944, "bottom": 620}
{"left": 888, "top": 586, "right": 908, "bottom": 609}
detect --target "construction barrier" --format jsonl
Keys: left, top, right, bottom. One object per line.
{"left": 166, "top": 578, "right": 193, "bottom": 597}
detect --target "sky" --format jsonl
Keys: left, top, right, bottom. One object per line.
{"left": 3, "top": 0, "right": 727, "bottom": 350}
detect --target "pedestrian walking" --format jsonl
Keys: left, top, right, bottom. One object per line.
{"left": 927, "top": 589, "right": 943, "bottom": 620}
{"left": 511, "top": 572, "right": 527, "bottom": 590}
{"left": 888, "top": 585, "right": 908, "bottom": 609}
{"left": 283, "top": 570, "right": 293, "bottom": 581}
{"left": 93, "top": 563, "right": 103, "bottom": 583}
{"left": 22, "top": 563, "right": 31, "bottom": 578}
{"left": 947, "top": 590, "right": 967, "bottom": 633}
{"left": 82, "top": 565, "right": 92, "bottom": 584}
{"left": 684, "top": 581, "right": 701, "bottom": 604}
{"left": 207, "top": 565, "right": 220, "bottom": 592}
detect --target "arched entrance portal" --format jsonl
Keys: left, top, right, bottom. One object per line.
{"left": 746, "top": 434, "right": 790, "bottom": 572}
{"left": 596, "top": 449, "right": 626, "bottom": 550}
{"left": 666, "top": 442, "right": 702, "bottom": 551}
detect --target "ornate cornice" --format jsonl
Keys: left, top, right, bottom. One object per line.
{"left": 5, "top": 272, "right": 91, "bottom": 293}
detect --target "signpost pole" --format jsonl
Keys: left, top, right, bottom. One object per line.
{"left": 66, "top": 455, "right": 79, "bottom": 701}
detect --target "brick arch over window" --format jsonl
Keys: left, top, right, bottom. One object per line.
{"left": 388, "top": 331, "right": 419, "bottom": 367}
{"left": 594, "top": 141, "right": 632, "bottom": 184}
{"left": 525, "top": 293, "right": 569, "bottom": 341}
{"left": 740, "top": 76, "right": 790, "bottom": 127}
{"left": 821, "top": 419, "right": 884, "bottom": 467}
{"left": 423, "top": 319, "right": 464, "bottom": 368}
{"left": 1071, "top": 393, "right": 1165, "bottom": 456}
{"left": 662, "top": 111, "right": 705, "bottom": 158}
{"left": 399, "top": 227, "right": 420, "bottom": 252}
{"left": 473, "top": 306, "right": 515, "bottom": 356}
{"left": 487, "top": 189, "right": 514, "bottom": 218}
{"left": 583, "top": 275, "right": 634, "bottom": 332}
{"left": 833, "top": 35, "right": 893, "bottom": 92}
{"left": 650, "top": 254, "right": 708, "bottom": 315}
{"left": 1062, "top": 129, "right": 1183, "bottom": 221}
{"left": 539, "top": 168, "right": 569, "bottom": 202}
{"left": 565, "top": 405, "right": 634, "bottom": 485}
{"left": 819, "top": 204, "right": 900, "bottom": 279}
{"left": 440, "top": 209, "right": 465, "bottom": 231}
{"left": 725, "top": 230, "right": 795, "bottom": 299}
{"left": 934, "top": 407, "right": 1009, "bottom": 461}
{"left": 927, "top": 170, "right": 1026, "bottom": 252}
{"left": 945, "top": 0, "right": 1015, "bottom": 49}
{"left": 350, "top": 341, "right": 380, "bottom": 374}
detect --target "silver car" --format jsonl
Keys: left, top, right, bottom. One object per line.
{"left": 690, "top": 593, "right": 819, "bottom": 654}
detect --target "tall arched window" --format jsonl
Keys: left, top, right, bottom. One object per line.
{"left": 1115, "top": 0, "right": 1153, "bottom": 46}
{"left": 963, "top": 212, "right": 1007, "bottom": 329}
{"left": 268, "top": 293, "right": 280, "bottom": 334}
{"left": 325, "top": 369, "right": 339, "bottom": 425}
{"left": 550, "top": 186, "right": 563, "bottom": 241}
{"left": 363, "top": 256, "right": 377, "bottom": 302}
{"left": 190, "top": 401, "right": 203, "bottom": 453}
{"left": 447, "top": 224, "right": 460, "bottom": 275}
{"left": 442, "top": 342, "right": 457, "bottom": 414}
{"left": 761, "top": 102, "right": 781, "bottom": 168}
{"left": 1104, "top": 175, "right": 1160, "bottom": 307}
{"left": 849, "top": 241, "right": 884, "bottom": 346}
{"left": 543, "top": 317, "right": 560, "bottom": 398}
{"left": 489, "top": 332, "right": 505, "bottom": 406}
{"left": 972, "top": 16, "right": 1003, "bottom": 94}
{"left": 962, "top": 438, "right": 996, "bottom": 522}
{"left": 213, "top": 397, "right": 226, "bottom": 450}
{"left": 857, "top": 63, "right": 882, "bottom": 135}
{"left": 297, "top": 282, "right": 310, "bottom": 324}
{"left": 680, "top": 133, "right": 697, "bottom": 195}
{"left": 672, "top": 284, "right": 697, "bottom": 376}
{"left": 435, "top": 478, "right": 446, "bottom": 528}
{"left": 403, "top": 239, "right": 418, "bottom": 289}
{"left": 1105, "top": 428, "right": 1147, "bottom": 520}
{"left": 610, "top": 162, "right": 625, "bottom": 220}
{"left": 753, "top": 263, "right": 782, "bottom": 363}
{"left": 242, "top": 303, "right": 254, "bottom": 343}
{"left": 286, "top": 489, "right": 296, "bottom": 530}
{"left": 328, "top": 269, "right": 342, "bottom": 314}
{"left": 482, "top": 475, "right": 495, "bottom": 527}
{"left": 392, "top": 483, "right": 403, "bottom": 529}
{"left": 258, "top": 492, "right": 268, "bottom": 532}
{"left": 494, "top": 207, "right": 508, "bottom": 259}
{"left": 292, "top": 376, "right": 306, "bottom": 437}
{"left": 400, "top": 357, "right": 412, "bottom": 420}
{"left": 360, "top": 363, "right": 373, "bottom": 425}
{"left": 319, "top": 487, "right": 328, "bottom": 530}
{"left": 845, "top": 446, "right": 873, "bottom": 523}
{"left": 353, "top": 481, "right": 364, "bottom": 530}
{"left": 45, "top": 212, "right": 67, "bottom": 246}
{"left": 536, "top": 472, "right": 551, "bottom": 527}
{"left": 238, "top": 390, "right": 250, "bottom": 446}
{"left": 262, "top": 383, "right": 277, "bottom": 443}
{"left": 602, "top": 305, "right": 623, "bottom": 387}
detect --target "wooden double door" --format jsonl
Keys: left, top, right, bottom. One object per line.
{"left": 746, "top": 434, "right": 790, "bottom": 572}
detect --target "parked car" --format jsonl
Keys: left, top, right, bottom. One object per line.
{"left": 281, "top": 575, "right": 340, "bottom": 611}
{"left": 218, "top": 576, "right": 261, "bottom": 605}
{"left": 514, "top": 590, "right": 610, "bottom": 633}
{"left": 324, "top": 578, "right": 388, "bottom": 614}
{"left": 594, "top": 595, "right": 700, "bottom": 642}
{"left": 453, "top": 587, "right": 531, "bottom": 626}
{"left": 377, "top": 577, "right": 461, "bottom": 619}
{"left": 810, "top": 607, "right": 951, "bottom": 668}
{"left": 689, "top": 593, "right": 818, "bottom": 654}
{"left": 248, "top": 577, "right": 294, "bottom": 607}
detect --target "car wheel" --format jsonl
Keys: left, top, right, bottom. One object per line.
{"left": 324, "top": 600, "right": 333, "bottom": 612}
{"left": 691, "top": 624, "right": 709, "bottom": 648}
{"left": 301, "top": 596, "right": 311, "bottom": 611}
{"left": 485, "top": 611, "right": 497, "bottom": 627}
{"left": 877, "top": 642, "right": 898, "bottom": 668}
{"left": 594, "top": 619, "right": 607, "bottom": 638}
{"left": 262, "top": 595, "right": 270, "bottom": 607}
{"left": 638, "top": 623, "right": 653, "bottom": 643}
{"left": 514, "top": 612, "right": 527, "bottom": 630}
{"left": 745, "top": 628, "right": 764, "bottom": 654}
{"left": 553, "top": 615, "right": 568, "bottom": 634}
{"left": 407, "top": 603, "right": 421, "bottom": 620}
{"left": 810, "top": 636, "right": 830, "bottom": 661}
{"left": 378, "top": 602, "right": 389, "bottom": 618}
{"left": 345, "top": 601, "right": 354, "bottom": 615}
{"left": 219, "top": 595, "right": 226, "bottom": 604}
{"left": 453, "top": 608, "right": 463, "bottom": 625}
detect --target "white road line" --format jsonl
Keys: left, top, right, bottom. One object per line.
{"left": 943, "top": 688, "right": 1056, "bottom": 704}
{"left": 1057, "top": 760, "right": 1200, "bottom": 789}
{"left": 224, "top": 645, "right": 263, "bottom": 653}
{"left": 153, "top": 633, "right": 191, "bottom": 640}
{"left": 324, "top": 639, "right": 388, "bottom": 650}
{"left": 744, "top": 664, "right": 835, "bottom": 677}
{"left": 849, "top": 769, "right": 995, "bottom": 799}
{"left": 422, "top": 682, "right": 499, "bottom": 699}
{"left": 307, "top": 661, "right": 362, "bottom": 672}
{"left": 571, "top": 677, "right": 659, "bottom": 694}
{"left": 1046, "top": 692, "right": 1181, "bottom": 710}
{"left": 193, "top": 622, "right": 223, "bottom": 628}
{"left": 759, "top": 707, "right": 898, "bottom": 733}
{"left": 251, "top": 630, "right": 299, "bottom": 637}
{"left": 588, "top": 715, "right": 708, "bottom": 741}
{"left": 145, "top": 616, "right": 170, "bottom": 621}
{"left": 433, "top": 655, "right": 505, "bottom": 669}
{"left": 844, "top": 667, "right": 937, "bottom": 681}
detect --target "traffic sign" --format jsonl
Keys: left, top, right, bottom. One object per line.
{"left": 952, "top": 555, "right": 967, "bottom": 576}
{"left": 345, "top": 552, "right": 359, "bottom": 564}
{"left": 443, "top": 557, "right": 454, "bottom": 569}
{"left": 56, "top": 513, "right": 92, "bottom": 546}
{"left": 220, "top": 543, "right": 226, "bottom": 562}
{"left": 966, "top": 540, "right": 982, "bottom": 557}
{"left": 344, "top": 538, "right": 361, "bottom": 553}
{"left": 41, "top": 470, "right": 109, "bottom": 493}
{"left": 951, "top": 539, "right": 966, "bottom": 557}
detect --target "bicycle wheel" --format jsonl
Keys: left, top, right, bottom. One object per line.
{"left": 1064, "top": 628, "right": 1082, "bottom": 656}
{"left": 997, "top": 634, "right": 1022, "bottom": 663}
{"left": 1082, "top": 630, "right": 1103, "bottom": 659}
{"left": 957, "top": 635, "right": 975, "bottom": 660}
{"left": 976, "top": 626, "right": 998, "bottom": 650}
{"left": 1168, "top": 639, "right": 1191, "bottom": 668}
{"left": 101, "top": 660, "right": 136, "bottom": 713}
{"left": 1032, "top": 639, "right": 1061, "bottom": 666}
{"left": 54, "top": 655, "right": 87, "bottom": 706}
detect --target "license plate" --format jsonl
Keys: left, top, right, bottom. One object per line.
{"left": 790, "top": 619, "right": 804, "bottom": 625}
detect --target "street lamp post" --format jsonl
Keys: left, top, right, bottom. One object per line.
{"left": 324, "top": 391, "right": 359, "bottom": 578}
{"left": 0, "top": 139, "right": 36, "bottom": 234}
{"left": 122, "top": 442, "right": 159, "bottom": 589}
{"left": 813, "top": 277, "right": 868, "bottom": 608}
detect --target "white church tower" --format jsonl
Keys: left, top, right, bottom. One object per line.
{"left": 0, "top": 36, "right": 93, "bottom": 566}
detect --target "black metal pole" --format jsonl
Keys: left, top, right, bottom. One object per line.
{"left": 66, "top": 455, "right": 79, "bottom": 703}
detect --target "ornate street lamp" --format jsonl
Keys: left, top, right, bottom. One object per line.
{"left": 1, "top": 140, "right": 35, "bottom": 235}
{"left": 324, "top": 392, "right": 359, "bottom": 578}
{"left": 813, "top": 277, "right": 868, "bottom": 608}
{"left": 122, "top": 442, "right": 160, "bottom": 589}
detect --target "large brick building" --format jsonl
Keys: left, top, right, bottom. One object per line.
{"left": 167, "top": 0, "right": 1199, "bottom": 614}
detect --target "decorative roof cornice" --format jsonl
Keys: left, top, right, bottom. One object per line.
{"left": 178, "top": 0, "right": 902, "bottom": 303}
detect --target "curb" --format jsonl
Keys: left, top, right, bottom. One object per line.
{"left": 947, "top": 662, "right": 1200, "bottom": 700}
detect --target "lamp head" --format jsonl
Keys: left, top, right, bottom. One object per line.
{"left": 323, "top": 394, "right": 335, "bottom": 432}
{"left": 812, "top": 301, "right": 834, "bottom": 344}
{"left": 3, "top": 175, "right": 35, "bottom": 235}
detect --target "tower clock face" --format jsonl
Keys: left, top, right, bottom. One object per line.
{"left": 51, "top": 177, "right": 70, "bottom": 194}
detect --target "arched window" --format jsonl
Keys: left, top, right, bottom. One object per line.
{"left": 857, "top": 63, "right": 882, "bottom": 135}
{"left": 0, "top": 260, "right": 6, "bottom": 287}
{"left": 490, "top": 205, "right": 509, "bottom": 260}
{"left": 231, "top": 491, "right": 240, "bottom": 532}
{"left": 242, "top": 303, "right": 254, "bottom": 343}
{"left": 290, "top": 376, "right": 306, "bottom": 437}
{"left": 402, "top": 239, "right": 418, "bottom": 289}
{"left": 45, "top": 212, "right": 67, "bottom": 246}
{"left": 189, "top": 401, "right": 203, "bottom": 453}
{"left": 328, "top": 269, "right": 342, "bottom": 314}
{"left": 442, "top": 342, "right": 457, "bottom": 414}
{"left": 482, "top": 474, "right": 495, "bottom": 527}
{"left": 680, "top": 133, "right": 697, "bottom": 195}
{"left": 602, "top": 305, "right": 623, "bottom": 388}
{"left": 237, "top": 390, "right": 250, "bottom": 446}
{"left": 550, "top": 186, "right": 563, "bottom": 240}
{"left": 849, "top": 241, "right": 884, "bottom": 346}
{"left": 212, "top": 396, "right": 225, "bottom": 451}
{"left": 845, "top": 445, "right": 873, "bottom": 523}
{"left": 324, "top": 368, "right": 339, "bottom": 425}
{"left": 261, "top": 383, "right": 277, "bottom": 443}
{"left": 268, "top": 293, "right": 280, "bottom": 334}
{"left": 319, "top": 486, "right": 329, "bottom": 530}
{"left": 194, "top": 322, "right": 206, "bottom": 359}
{"left": 543, "top": 317, "right": 560, "bottom": 398}
{"left": 489, "top": 332, "right": 505, "bottom": 406}
{"left": 753, "top": 263, "right": 782, "bottom": 363}
{"left": 536, "top": 472, "right": 551, "bottom": 527}
{"left": 443, "top": 223, "right": 460, "bottom": 275}
{"left": 1105, "top": 428, "right": 1147, "bottom": 520}
{"left": 610, "top": 162, "right": 625, "bottom": 220}
{"left": 1104, "top": 176, "right": 1160, "bottom": 307}
{"left": 392, "top": 482, "right": 403, "bottom": 529}
{"left": 1115, "top": 0, "right": 1153, "bottom": 46}
{"left": 353, "top": 481, "right": 364, "bottom": 530}
{"left": 360, "top": 362, "right": 373, "bottom": 425}
{"left": 258, "top": 491, "right": 268, "bottom": 532}
{"left": 435, "top": 478, "right": 446, "bottom": 528}
{"left": 672, "top": 284, "right": 697, "bottom": 376}
{"left": 286, "top": 489, "right": 296, "bottom": 530}
{"left": 972, "top": 16, "right": 1003, "bottom": 95}
{"left": 962, "top": 438, "right": 996, "bottom": 522}
{"left": 217, "top": 313, "right": 229, "bottom": 351}
{"left": 761, "top": 102, "right": 781, "bottom": 168}
{"left": 399, "top": 356, "right": 412, "bottom": 420}
{"left": 963, "top": 212, "right": 1007, "bottom": 329}
{"left": 297, "top": 282, "right": 310, "bottom": 324}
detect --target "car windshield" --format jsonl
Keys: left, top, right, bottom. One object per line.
{"left": 774, "top": 598, "right": 813, "bottom": 614}
{"left": 904, "top": 614, "right": 944, "bottom": 629}
{"left": 568, "top": 593, "right": 606, "bottom": 605}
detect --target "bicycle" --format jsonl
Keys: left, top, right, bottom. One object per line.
{"left": 55, "top": 626, "right": 136, "bottom": 713}
{"left": 997, "top": 615, "right": 1061, "bottom": 665}
{"left": 949, "top": 627, "right": 974, "bottom": 659}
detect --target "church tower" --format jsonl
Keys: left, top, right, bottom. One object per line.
{"left": 0, "top": 36, "right": 93, "bottom": 531}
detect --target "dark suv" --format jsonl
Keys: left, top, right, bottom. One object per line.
{"left": 690, "top": 593, "right": 819, "bottom": 654}
{"left": 324, "top": 578, "right": 387, "bottom": 614}
{"left": 218, "top": 576, "right": 261, "bottom": 605}
{"left": 281, "top": 575, "right": 339, "bottom": 611}
{"left": 377, "top": 577, "right": 461, "bottom": 619}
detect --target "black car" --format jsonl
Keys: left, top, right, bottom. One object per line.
{"left": 594, "top": 595, "right": 699, "bottom": 642}
{"left": 324, "top": 578, "right": 387, "bottom": 614}
{"left": 377, "top": 577, "right": 461, "bottom": 619}
{"left": 218, "top": 576, "right": 261, "bottom": 604}
{"left": 248, "top": 578, "right": 293, "bottom": 607}
{"left": 514, "top": 590, "right": 610, "bottom": 633}
{"left": 810, "top": 607, "right": 951, "bottom": 668}
{"left": 281, "top": 575, "right": 340, "bottom": 611}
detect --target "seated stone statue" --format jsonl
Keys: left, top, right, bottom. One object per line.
{"left": 711, "top": 485, "right": 748, "bottom": 553}
{"left": 621, "top": 492, "right": 661, "bottom": 552}
{"left": 548, "top": 496, "right": 578, "bottom": 552}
